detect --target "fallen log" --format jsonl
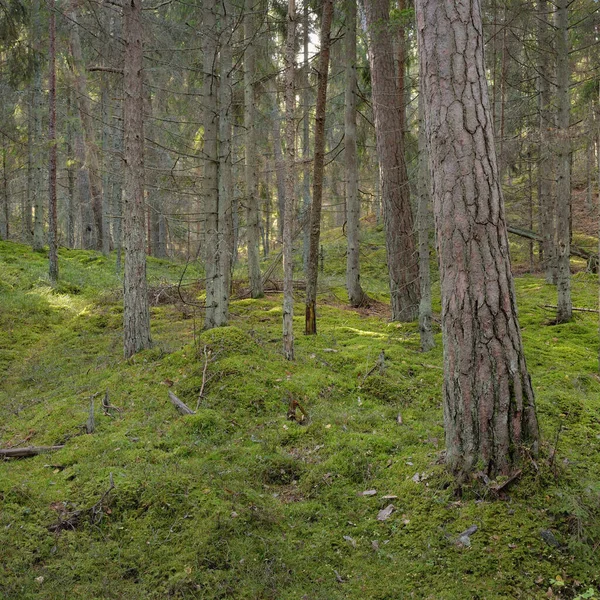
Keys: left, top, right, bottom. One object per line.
{"left": 168, "top": 391, "right": 195, "bottom": 415}
{"left": 507, "top": 225, "right": 597, "bottom": 263}
{"left": 0, "top": 445, "right": 65, "bottom": 458}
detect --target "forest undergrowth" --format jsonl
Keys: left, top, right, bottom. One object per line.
{"left": 1, "top": 229, "right": 599, "bottom": 599}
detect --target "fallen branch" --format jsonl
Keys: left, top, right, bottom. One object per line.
{"left": 362, "top": 350, "right": 386, "bottom": 382}
{"left": 490, "top": 469, "right": 522, "bottom": 495}
{"left": 0, "top": 445, "right": 65, "bottom": 458}
{"left": 48, "top": 473, "right": 115, "bottom": 533}
{"left": 102, "top": 390, "right": 122, "bottom": 417}
{"left": 541, "top": 304, "right": 599, "bottom": 314}
{"left": 196, "top": 346, "right": 211, "bottom": 410}
{"left": 168, "top": 391, "right": 195, "bottom": 415}
{"left": 86, "top": 397, "right": 95, "bottom": 434}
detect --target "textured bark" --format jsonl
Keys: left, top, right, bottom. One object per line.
{"left": 416, "top": 0, "right": 539, "bottom": 479}
{"left": 123, "top": 0, "right": 151, "bottom": 358}
{"left": 555, "top": 0, "right": 572, "bottom": 323}
{"left": 32, "top": 0, "right": 44, "bottom": 251}
{"left": 345, "top": 0, "right": 367, "bottom": 308}
{"left": 48, "top": 0, "right": 58, "bottom": 284}
{"left": 65, "top": 93, "right": 76, "bottom": 248}
{"left": 270, "top": 80, "right": 286, "bottom": 242}
{"left": 282, "top": 0, "right": 296, "bottom": 360}
{"left": 417, "top": 83, "right": 434, "bottom": 352}
{"left": 1, "top": 139, "right": 8, "bottom": 240}
{"left": 68, "top": 1, "right": 103, "bottom": 251}
{"left": 101, "top": 76, "right": 112, "bottom": 256}
{"left": 537, "top": 0, "right": 555, "bottom": 284}
{"left": 203, "top": 0, "right": 222, "bottom": 329}
{"left": 305, "top": 0, "right": 334, "bottom": 335}
{"left": 245, "top": 1, "right": 263, "bottom": 298}
{"left": 364, "top": 0, "right": 419, "bottom": 322}
{"left": 302, "top": 1, "right": 311, "bottom": 273}
{"left": 216, "top": 0, "right": 234, "bottom": 326}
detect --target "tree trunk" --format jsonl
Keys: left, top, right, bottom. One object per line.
{"left": 555, "top": 0, "right": 572, "bottom": 323}
{"left": 203, "top": 0, "right": 222, "bottom": 329}
{"left": 32, "top": 0, "right": 44, "bottom": 251}
{"left": 216, "top": 0, "right": 234, "bottom": 326}
{"left": 245, "top": 1, "right": 263, "bottom": 298}
{"left": 283, "top": 0, "right": 296, "bottom": 360}
{"left": 364, "top": 0, "right": 419, "bottom": 322}
{"left": 305, "top": 0, "right": 334, "bottom": 335}
{"left": 417, "top": 81, "right": 434, "bottom": 352}
{"left": 0, "top": 137, "right": 8, "bottom": 240}
{"left": 48, "top": 0, "right": 58, "bottom": 284}
{"left": 416, "top": 0, "right": 539, "bottom": 479}
{"left": 68, "top": 2, "right": 104, "bottom": 251}
{"left": 345, "top": 0, "right": 367, "bottom": 308}
{"left": 122, "top": 0, "right": 151, "bottom": 358}
{"left": 537, "top": 0, "right": 555, "bottom": 284}
{"left": 302, "top": 1, "right": 311, "bottom": 274}
{"left": 65, "top": 93, "right": 76, "bottom": 248}
{"left": 270, "top": 81, "right": 286, "bottom": 243}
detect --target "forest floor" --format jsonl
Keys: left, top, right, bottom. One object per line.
{"left": 1, "top": 225, "right": 599, "bottom": 600}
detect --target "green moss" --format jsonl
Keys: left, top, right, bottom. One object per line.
{"left": 0, "top": 238, "right": 599, "bottom": 599}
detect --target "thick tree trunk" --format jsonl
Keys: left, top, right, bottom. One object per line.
{"left": 245, "top": 1, "right": 263, "bottom": 298}
{"left": 122, "top": 0, "right": 151, "bottom": 358}
{"left": 345, "top": 0, "right": 367, "bottom": 308}
{"left": 555, "top": 0, "right": 572, "bottom": 323}
{"left": 416, "top": 0, "right": 539, "bottom": 479}
{"left": 48, "top": 0, "right": 58, "bottom": 284}
{"left": 364, "top": 0, "right": 419, "bottom": 322}
{"left": 417, "top": 83, "right": 434, "bottom": 353}
{"left": 68, "top": 2, "right": 103, "bottom": 251}
{"left": 305, "top": 0, "right": 334, "bottom": 335}
{"left": 282, "top": 0, "right": 296, "bottom": 360}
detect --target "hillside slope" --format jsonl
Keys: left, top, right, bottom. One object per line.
{"left": 1, "top": 239, "right": 599, "bottom": 599}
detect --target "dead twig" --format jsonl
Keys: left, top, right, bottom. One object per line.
{"left": 541, "top": 304, "right": 599, "bottom": 314}
{"left": 0, "top": 445, "right": 65, "bottom": 458}
{"left": 168, "top": 391, "right": 195, "bottom": 415}
{"left": 48, "top": 473, "right": 115, "bottom": 533}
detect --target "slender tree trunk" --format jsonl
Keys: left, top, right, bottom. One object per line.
{"left": 304, "top": 0, "right": 334, "bottom": 335}
{"left": 123, "top": 0, "right": 151, "bottom": 357}
{"left": 537, "top": 0, "right": 555, "bottom": 283}
{"left": 74, "top": 130, "right": 95, "bottom": 249}
{"left": 24, "top": 89, "right": 34, "bottom": 242}
{"left": 396, "top": 0, "right": 406, "bottom": 138}
{"left": 203, "top": 0, "right": 221, "bottom": 329}
{"left": 0, "top": 138, "right": 8, "bottom": 240}
{"left": 416, "top": 0, "right": 539, "bottom": 480}
{"left": 364, "top": 0, "right": 419, "bottom": 322}
{"left": 32, "top": 0, "right": 44, "bottom": 251}
{"left": 555, "top": 0, "right": 572, "bottom": 323}
{"left": 216, "top": 0, "right": 234, "bottom": 326}
{"left": 101, "top": 76, "right": 112, "bottom": 256}
{"left": 270, "top": 81, "right": 286, "bottom": 243}
{"left": 283, "top": 0, "right": 296, "bottom": 360}
{"left": 66, "top": 93, "right": 76, "bottom": 248}
{"left": 48, "top": 0, "right": 58, "bottom": 284}
{"left": 245, "top": 0, "right": 263, "bottom": 298}
{"left": 417, "top": 82, "right": 434, "bottom": 352}
{"left": 345, "top": 0, "right": 367, "bottom": 308}
{"left": 68, "top": 1, "right": 103, "bottom": 251}
{"left": 302, "top": 0, "right": 311, "bottom": 273}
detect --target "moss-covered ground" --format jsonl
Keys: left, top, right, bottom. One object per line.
{"left": 1, "top": 234, "right": 599, "bottom": 599}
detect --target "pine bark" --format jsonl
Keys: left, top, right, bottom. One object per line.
{"left": 537, "top": 0, "right": 555, "bottom": 284}
{"left": 555, "top": 0, "right": 572, "bottom": 323}
{"left": 305, "top": 0, "right": 334, "bottom": 335}
{"left": 202, "top": 0, "right": 221, "bottom": 329}
{"left": 364, "top": 0, "right": 419, "bottom": 322}
{"left": 245, "top": 0, "right": 263, "bottom": 298}
{"left": 216, "top": 0, "right": 234, "bottom": 326}
{"left": 32, "top": 0, "right": 44, "bottom": 251}
{"left": 282, "top": 0, "right": 296, "bottom": 360}
{"left": 68, "top": 1, "right": 104, "bottom": 251}
{"left": 48, "top": 0, "right": 58, "bottom": 284}
{"left": 417, "top": 82, "right": 434, "bottom": 352}
{"left": 345, "top": 0, "right": 367, "bottom": 308}
{"left": 123, "top": 0, "right": 151, "bottom": 358}
{"left": 416, "top": 0, "right": 539, "bottom": 479}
